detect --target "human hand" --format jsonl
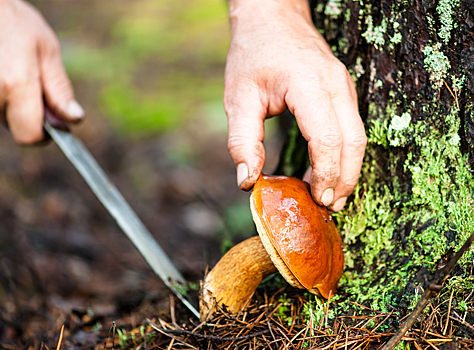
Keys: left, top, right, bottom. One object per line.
{"left": 0, "top": 0, "right": 83, "bottom": 145}
{"left": 225, "top": 0, "right": 366, "bottom": 212}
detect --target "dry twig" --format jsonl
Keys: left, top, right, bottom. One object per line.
{"left": 381, "top": 231, "right": 474, "bottom": 350}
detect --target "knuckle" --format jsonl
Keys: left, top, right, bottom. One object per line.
{"left": 331, "top": 60, "right": 349, "bottom": 77}
{"left": 315, "top": 89, "right": 331, "bottom": 101}
{"left": 45, "top": 36, "right": 61, "bottom": 58}
{"left": 227, "top": 135, "right": 247, "bottom": 153}
{"left": 227, "top": 135, "right": 264, "bottom": 161}
{"left": 341, "top": 177, "right": 359, "bottom": 192}
{"left": 313, "top": 128, "right": 343, "bottom": 149}
{"left": 329, "top": 83, "right": 352, "bottom": 100}
{"left": 223, "top": 94, "right": 233, "bottom": 116}
{"left": 347, "top": 131, "right": 368, "bottom": 152}
{"left": 44, "top": 69, "right": 72, "bottom": 96}
{"left": 4, "top": 77, "right": 30, "bottom": 96}
{"left": 313, "top": 167, "right": 340, "bottom": 185}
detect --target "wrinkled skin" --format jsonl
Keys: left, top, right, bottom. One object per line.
{"left": 225, "top": 0, "right": 366, "bottom": 212}
{"left": 0, "top": 0, "right": 83, "bottom": 145}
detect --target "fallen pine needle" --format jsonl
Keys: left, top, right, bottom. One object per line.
{"left": 56, "top": 325, "right": 64, "bottom": 350}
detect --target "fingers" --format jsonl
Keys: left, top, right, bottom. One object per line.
{"left": 286, "top": 83, "right": 342, "bottom": 207}
{"left": 6, "top": 75, "right": 45, "bottom": 145}
{"left": 225, "top": 81, "right": 267, "bottom": 191}
{"left": 330, "top": 72, "right": 366, "bottom": 212}
{"left": 39, "top": 28, "right": 84, "bottom": 122}
{"left": 286, "top": 67, "right": 365, "bottom": 212}
{"left": 0, "top": 0, "right": 83, "bottom": 145}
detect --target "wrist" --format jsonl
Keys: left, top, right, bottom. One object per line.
{"left": 228, "top": 0, "right": 313, "bottom": 35}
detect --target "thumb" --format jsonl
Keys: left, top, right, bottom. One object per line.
{"left": 39, "top": 34, "right": 84, "bottom": 122}
{"left": 225, "top": 83, "right": 267, "bottom": 190}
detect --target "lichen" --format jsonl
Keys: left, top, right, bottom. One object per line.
{"left": 345, "top": 8, "right": 351, "bottom": 22}
{"left": 453, "top": 75, "right": 465, "bottom": 93}
{"left": 324, "top": 0, "right": 343, "bottom": 18}
{"left": 423, "top": 43, "right": 451, "bottom": 89}
{"left": 436, "top": 0, "right": 460, "bottom": 43}
{"left": 349, "top": 56, "right": 365, "bottom": 83}
{"left": 362, "top": 16, "right": 387, "bottom": 49}
{"left": 390, "top": 112, "right": 410, "bottom": 131}
{"left": 390, "top": 22, "right": 402, "bottom": 45}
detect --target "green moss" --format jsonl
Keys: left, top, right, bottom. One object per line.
{"left": 367, "top": 119, "right": 388, "bottom": 148}
{"left": 394, "top": 341, "right": 406, "bottom": 350}
{"left": 274, "top": 293, "right": 294, "bottom": 326}
{"left": 332, "top": 100, "right": 474, "bottom": 314}
{"left": 301, "top": 294, "right": 332, "bottom": 326}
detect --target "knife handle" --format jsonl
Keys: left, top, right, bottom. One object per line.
{"left": 44, "top": 106, "right": 70, "bottom": 131}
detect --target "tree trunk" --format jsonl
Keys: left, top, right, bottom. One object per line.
{"left": 276, "top": 0, "right": 474, "bottom": 317}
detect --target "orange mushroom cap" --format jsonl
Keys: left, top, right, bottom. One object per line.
{"left": 250, "top": 174, "right": 344, "bottom": 298}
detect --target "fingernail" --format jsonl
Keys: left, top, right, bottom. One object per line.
{"left": 237, "top": 163, "right": 249, "bottom": 187}
{"left": 66, "top": 100, "right": 84, "bottom": 120}
{"left": 303, "top": 167, "right": 311, "bottom": 183}
{"left": 321, "top": 188, "right": 334, "bottom": 207}
{"left": 332, "top": 197, "right": 347, "bottom": 212}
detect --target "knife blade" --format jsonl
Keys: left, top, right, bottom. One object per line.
{"left": 44, "top": 111, "right": 200, "bottom": 318}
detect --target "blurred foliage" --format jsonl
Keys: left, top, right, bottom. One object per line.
{"left": 61, "top": 0, "right": 230, "bottom": 136}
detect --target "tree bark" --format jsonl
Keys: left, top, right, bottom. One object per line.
{"left": 276, "top": 0, "right": 474, "bottom": 315}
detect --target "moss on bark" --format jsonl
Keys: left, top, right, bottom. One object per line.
{"left": 277, "top": 0, "right": 474, "bottom": 324}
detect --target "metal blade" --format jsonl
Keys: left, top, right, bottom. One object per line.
{"left": 44, "top": 120, "right": 200, "bottom": 318}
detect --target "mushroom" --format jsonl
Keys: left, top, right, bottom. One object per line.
{"left": 200, "top": 174, "right": 344, "bottom": 321}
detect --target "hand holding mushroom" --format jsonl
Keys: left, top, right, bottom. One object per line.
{"left": 200, "top": 174, "right": 344, "bottom": 321}
{"left": 225, "top": 0, "right": 366, "bottom": 212}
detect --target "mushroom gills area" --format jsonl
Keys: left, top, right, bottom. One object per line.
{"left": 250, "top": 200, "right": 306, "bottom": 291}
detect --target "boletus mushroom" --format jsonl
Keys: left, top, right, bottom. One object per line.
{"left": 200, "top": 174, "right": 344, "bottom": 321}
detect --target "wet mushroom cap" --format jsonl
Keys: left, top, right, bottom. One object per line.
{"left": 250, "top": 174, "right": 344, "bottom": 298}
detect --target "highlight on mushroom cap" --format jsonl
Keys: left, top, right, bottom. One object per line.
{"left": 251, "top": 174, "right": 344, "bottom": 298}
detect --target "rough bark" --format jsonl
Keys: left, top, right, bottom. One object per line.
{"left": 276, "top": 0, "right": 474, "bottom": 321}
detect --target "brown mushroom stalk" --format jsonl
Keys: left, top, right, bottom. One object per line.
{"left": 199, "top": 236, "right": 277, "bottom": 321}
{"left": 200, "top": 174, "right": 344, "bottom": 322}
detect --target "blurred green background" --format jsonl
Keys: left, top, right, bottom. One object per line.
{"left": 55, "top": 0, "right": 231, "bottom": 136}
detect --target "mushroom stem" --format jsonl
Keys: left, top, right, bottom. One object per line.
{"left": 199, "top": 236, "right": 277, "bottom": 321}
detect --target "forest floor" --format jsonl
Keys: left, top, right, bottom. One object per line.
{"left": 1, "top": 116, "right": 472, "bottom": 348}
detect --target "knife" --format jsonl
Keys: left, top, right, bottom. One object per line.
{"left": 43, "top": 110, "right": 200, "bottom": 318}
